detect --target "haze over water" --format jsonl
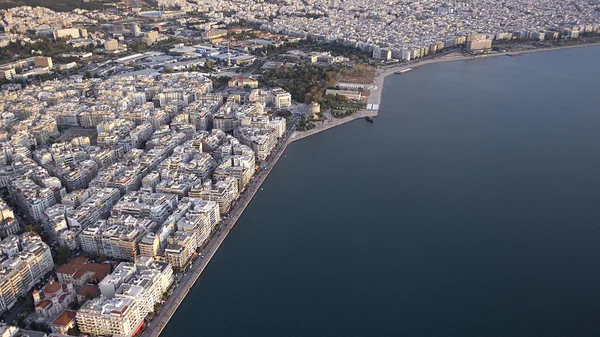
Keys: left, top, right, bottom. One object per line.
{"left": 162, "top": 46, "right": 600, "bottom": 337}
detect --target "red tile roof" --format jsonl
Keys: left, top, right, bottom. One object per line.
{"left": 36, "top": 299, "right": 52, "bottom": 309}
{"left": 51, "top": 309, "right": 77, "bottom": 327}
{"left": 43, "top": 281, "right": 61, "bottom": 294}
{"left": 78, "top": 284, "right": 99, "bottom": 297}
{"left": 56, "top": 257, "right": 111, "bottom": 282}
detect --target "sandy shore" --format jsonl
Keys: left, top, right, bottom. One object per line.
{"left": 144, "top": 40, "right": 600, "bottom": 337}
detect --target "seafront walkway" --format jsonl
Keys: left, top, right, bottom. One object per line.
{"left": 142, "top": 41, "right": 600, "bottom": 337}
{"left": 143, "top": 132, "right": 293, "bottom": 337}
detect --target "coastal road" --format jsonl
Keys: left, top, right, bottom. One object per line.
{"left": 143, "top": 131, "right": 294, "bottom": 337}
{"left": 142, "top": 41, "right": 600, "bottom": 337}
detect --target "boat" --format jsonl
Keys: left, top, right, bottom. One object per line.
{"left": 365, "top": 116, "right": 374, "bottom": 122}
{"left": 395, "top": 67, "right": 416, "bottom": 75}
{"left": 506, "top": 52, "right": 523, "bottom": 57}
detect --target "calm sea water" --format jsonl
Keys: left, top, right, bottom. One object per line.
{"left": 161, "top": 46, "right": 600, "bottom": 337}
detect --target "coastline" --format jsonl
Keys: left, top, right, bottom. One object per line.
{"left": 143, "top": 130, "right": 293, "bottom": 337}
{"left": 144, "top": 40, "right": 600, "bottom": 337}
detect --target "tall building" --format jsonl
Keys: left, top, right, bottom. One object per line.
{"left": 372, "top": 48, "right": 392, "bottom": 60}
{"left": 104, "top": 39, "right": 119, "bottom": 51}
{"left": 76, "top": 295, "right": 143, "bottom": 337}
{"left": 9, "top": 178, "right": 58, "bottom": 221}
{"left": 268, "top": 88, "right": 292, "bottom": 108}
{"left": 78, "top": 257, "right": 173, "bottom": 337}
{"left": 0, "top": 198, "right": 19, "bottom": 239}
{"left": 0, "top": 233, "right": 54, "bottom": 313}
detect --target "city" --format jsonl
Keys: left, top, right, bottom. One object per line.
{"left": 0, "top": 0, "right": 599, "bottom": 336}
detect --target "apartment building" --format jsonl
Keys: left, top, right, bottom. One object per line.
{"left": 164, "top": 231, "right": 197, "bottom": 270}
{"left": 111, "top": 191, "right": 178, "bottom": 225}
{"left": 9, "top": 178, "right": 58, "bottom": 221}
{"left": 77, "top": 295, "right": 143, "bottom": 337}
{"left": 0, "top": 233, "right": 54, "bottom": 313}
{"left": 79, "top": 257, "right": 173, "bottom": 336}
{"left": 176, "top": 199, "right": 220, "bottom": 248}
{"left": 0, "top": 198, "right": 19, "bottom": 239}
{"left": 189, "top": 178, "right": 239, "bottom": 214}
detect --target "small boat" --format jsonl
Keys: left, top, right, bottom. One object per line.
{"left": 365, "top": 116, "right": 374, "bottom": 122}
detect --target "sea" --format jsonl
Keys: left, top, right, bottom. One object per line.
{"left": 161, "top": 46, "right": 600, "bottom": 337}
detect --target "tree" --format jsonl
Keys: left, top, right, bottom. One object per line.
{"left": 28, "top": 322, "right": 39, "bottom": 331}
{"left": 55, "top": 245, "right": 72, "bottom": 265}
{"left": 67, "top": 326, "right": 81, "bottom": 335}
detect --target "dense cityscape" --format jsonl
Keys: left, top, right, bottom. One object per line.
{"left": 0, "top": 0, "right": 599, "bottom": 336}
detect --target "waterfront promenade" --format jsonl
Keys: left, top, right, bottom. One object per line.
{"left": 143, "top": 130, "right": 293, "bottom": 337}
{"left": 143, "top": 41, "right": 600, "bottom": 337}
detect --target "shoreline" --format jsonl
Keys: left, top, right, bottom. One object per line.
{"left": 145, "top": 40, "right": 600, "bottom": 337}
{"left": 144, "top": 130, "right": 293, "bottom": 337}
{"left": 293, "top": 40, "right": 600, "bottom": 141}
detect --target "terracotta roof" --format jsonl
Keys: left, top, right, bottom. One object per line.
{"left": 56, "top": 257, "right": 110, "bottom": 282}
{"left": 73, "top": 263, "right": 111, "bottom": 281}
{"left": 71, "top": 257, "right": 90, "bottom": 265}
{"left": 56, "top": 264, "right": 77, "bottom": 275}
{"left": 78, "top": 284, "right": 99, "bottom": 297}
{"left": 51, "top": 310, "right": 77, "bottom": 327}
{"left": 43, "top": 281, "right": 61, "bottom": 294}
{"left": 56, "top": 257, "right": 90, "bottom": 275}
{"left": 36, "top": 299, "right": 52, "bottom": 309}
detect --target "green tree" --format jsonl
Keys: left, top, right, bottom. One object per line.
{"left": 55, "top": 245, "right": 72, "bottom": 265}
{"left": 67, "top": 326, "right": 81, "bottom": 335}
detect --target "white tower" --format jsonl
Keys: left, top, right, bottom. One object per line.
{"left": 227, "top": 45, "right": 232, "bottom": 68}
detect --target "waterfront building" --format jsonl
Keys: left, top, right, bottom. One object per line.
{"left": 373, "top": 48, "right": 392, "bottom": 60}
{"left": 467, "top": 39, "right": 493, "bottom": 52}
{"left": 189, "top": 178, "right": 239, "bottom": 214}
{"left": 175, "top": 198, "right": 220, "bottom": 248}
{"left": 234, "top": 126, "right": 277, "bottom": 161}
{"left": 97, "top": 256, "right": 173, "bottom": 311}
{"left": 165, "top": 231, "right": 197, "bottom": 270}
{"left": 77, "top": 295, "right": 144, "bottom": 337}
